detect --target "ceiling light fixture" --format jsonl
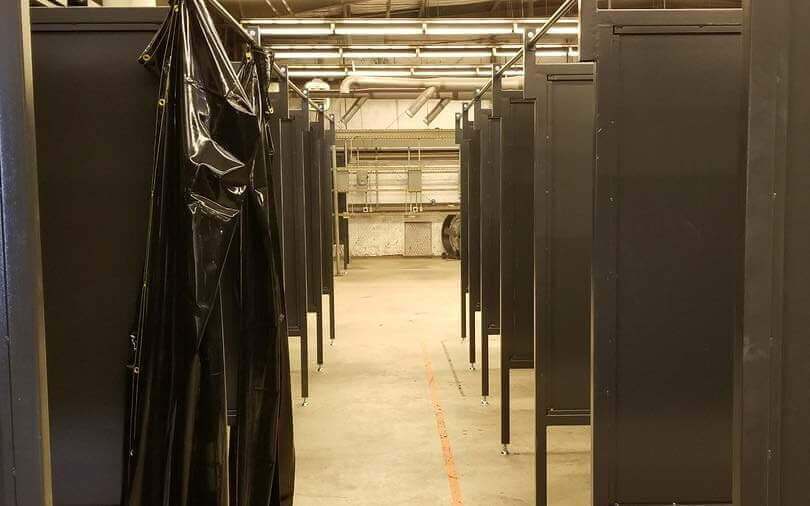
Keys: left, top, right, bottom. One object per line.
{"left": 259, "top": 27, "right": 333, "bottom": 35}
{"left": 274, "top": 51, "right": 342, "bottom": 59}
{"left": 419, "top": 51, "right": 493, "bottom": 58}
{"left": 335, "top": 26, "right": 423, "bottom": 35}
{"left": 425, "top": 27, "right": 513, "bottom": 35}
{"left": 342, "top": 51, "right": 418, "bottom": 58}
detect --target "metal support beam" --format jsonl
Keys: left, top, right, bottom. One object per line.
{"left": 0, "top": 1, "right": 54, "bottom": 504}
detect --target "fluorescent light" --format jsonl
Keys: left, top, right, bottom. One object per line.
{"left": 343, "top": 51, "right": 418, "bottom": 58}
{"left": 335, "top": 27, "right": 423, "bottom": 35}
{"left": 260, "top": 27, "right": 333, "bottom": 35}
{"left": 288, "top": 70, "right": 347, "bottom": 77}
{"left": 412, "top": 70, "right": 478, "bottom": 76}
{"left": 420, "top": 51, "right": 492, "bottom": 58}
{"left": 513, "top": 26, "right": 580, "bottom": 35}
{"left": 347, "top": 70, "right": 411, "bottom": 77}
{"left": 425, "top": 27, "right": 513, "bottom": 35}
{"left": 275, "top": 52, "right": 341, "bottom": 59}
{"left": 548, "top": 27, "right": 579, "bottom": 35}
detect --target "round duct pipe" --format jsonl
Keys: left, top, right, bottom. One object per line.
{"left": 405, "top": 87, "right": 437, "bottom": 118}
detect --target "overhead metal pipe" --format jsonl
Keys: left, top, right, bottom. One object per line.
{"left": 340, "top": 96, "right": 368, "bottom": 126}
{"left": 339, "top": 75, "right": 523, "bottom": 94}
{"left": 424, "top": 97, "right": 452, "bottom": 126}
{"left": 405, "top": 86, "right": 437, "bottom": 117}
{"left": 462, "top": 0, "right": 577, "bottom": 111}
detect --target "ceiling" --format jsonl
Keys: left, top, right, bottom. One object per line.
{"left": 223, "top": 0, "right": 741, "bottom": 20}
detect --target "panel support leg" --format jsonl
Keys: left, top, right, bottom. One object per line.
{"left": 469, "top": 308, "right": 477, "bottom": 368}
{"left": 461, "top": 285, "right": 467, "bottom": 341}
{"left": 482, "top": 332, "right": 490, "bottom": 399}
{"left": 316, "top": 307, "right": 324, "bottom": 371}
{"left": 328, "top": 291, "right": 336, "bottom": 346}
{"left": 501, "top": 357, "right": 510, "bottom": 449}
{"left": 300, "top": 317, "right": 309, "bottom": 401}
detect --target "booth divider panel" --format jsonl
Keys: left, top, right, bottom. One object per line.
{"left": 281, "top": 113, "right": 308, "bottom": 337}
{"left": 500, "top": 99, "right": 536, "bottom": 369}
{"left": 468, "top": 120, "right": 482, "bottom": 316}
{"left": 534, "top": 67, "right": 595, "bottom": 421}
{"left": 592, "top": 19, "right": 743, "bottom": 504}
{"left": 457, "top": 117, "right": 469, "bottom": 340}
{"left": 321, "top": 123, "right": 335, "bottom": 295}
{"left": 306, "top": 119, "right": 323, "bottom": 314}
{"left": 478, "top": 107, "right": 499, "bottom": 335}
{"left": 462, "top": 116, "right": 477, "bottom": 362}
{"left": 31, "top": 13, "right": 162, "bottom": 504}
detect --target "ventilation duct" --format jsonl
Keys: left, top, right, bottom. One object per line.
{"left": 424, "top": 98, "right": 452, "bottom": 126}
{"left": 340, "top": 96, "right": 368, "bottom": 126}
{"left": 405, "top": 87, "right": 437, "bottom": 118}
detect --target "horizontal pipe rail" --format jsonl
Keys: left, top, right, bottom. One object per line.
{"left": 209, "top": 0, "right": 329, "bottom": 114}
{"left": 462, "top": 0, "right": 577, "bottom": 111}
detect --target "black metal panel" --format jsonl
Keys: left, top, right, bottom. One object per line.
{"left": 592, "top": 13, "right": 743, "bottom": 505}
{"left": 528, "top": 62, "right": 594, "bottom": 506}
{"left": 320, "top": 120, "right": 335, "bottom": 296}
{"left": 306, "top": 116, "right": 322, "bottom": 314}
{"left": 456, "top": 114, "right": 468, "bottom": 341}
{"left": 307, "top": 114, "right": 325, "bottom": 367}
{"left": 529, "top": 63, "right": 594, "bottom": 425}
{"left": 478, "top": 105, "right": 499, "bottom": 336}
{"left": 499, "top": 98, "right": 536, "bottom": 445}
{"left": 30, "top": 10, "right": 163, "bottom": 505}
{"left": 1, "top": 4, "right": 53, "bottom": 505}
{"left": 737, "top": 1, "right": 810, "bottom": 504}
{"left": 468, "top": 110, "right": 482, "bottom": 320}
{"left": 500, "top": 98, "right": 536, "bottom": 369}
{"left": 321, "top": 119, "right": 336, "bottom": 345}
{"left": 280, "top": 109, "right": 310, "bottom": 397}
{"left": 461, "top": 113, "right": 477, "bottom": 363}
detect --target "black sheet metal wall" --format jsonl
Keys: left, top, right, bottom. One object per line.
{"left": 30, "top": 8, "right": 165, "bottom": 505}
{"left": 321, "top": 120, "right": 337, "bottom": 346}
{"left": 285, "top": 109, "right": 311, "bottom": 397}
{"left": 499, "top": 97, "right": 536, "bottom": 446}
{"left": 307, "top": 114, "right": 325, "bottom": 367}
{"left": 588, "top": 9, "right": 744, "bottom": 504}
{"left": 456, "top": 114, "right": 469, "bottom": 342}
{"left": 1, "top": 4, "right": 53, "bottom": 504}
{"left": 461, "top": 113, "right": 479, "bottom": 364}
{"left": 737, "top": 0, "right": 810, "bottom": 503}
{"left": 478, "top": 104, "right": 498, "bottom": 344}
{"left": 525, "top": 62, "right": 594, "bottom": 506}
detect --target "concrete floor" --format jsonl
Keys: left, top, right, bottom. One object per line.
{"left": 289, "top": 257, "right": 591, "bottom": 505}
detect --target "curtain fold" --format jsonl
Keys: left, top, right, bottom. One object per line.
{"left": 124, "top": 2, "right": 294, "bottom": 504}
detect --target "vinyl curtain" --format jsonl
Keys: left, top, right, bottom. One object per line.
{"left": 123, "top": 1, "right": 294, "bottom": 504}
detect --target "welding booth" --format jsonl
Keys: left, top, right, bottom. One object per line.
{"left": 1, "top": 0, "right": 809, "bottom": 505}
{"left": 0, "top": 3, "right": 337, "bottom": 504}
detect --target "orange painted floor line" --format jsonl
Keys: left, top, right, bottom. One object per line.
{"left": 420, "top": 340, "right": 464, "bottom": 506}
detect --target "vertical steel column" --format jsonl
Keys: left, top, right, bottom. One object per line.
{"left": 0, "top": 1, "right": 53, "bottom": 503}
{"left": 737, "top": 0, "right": 810, "bottom": 504}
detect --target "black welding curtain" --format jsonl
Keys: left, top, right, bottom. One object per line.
{"left": 124, "top": 1, "right": 294, "bottom": 504}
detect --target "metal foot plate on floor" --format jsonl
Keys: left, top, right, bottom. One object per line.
{"left": 500, "top": 444, "right": 510, "bottom": 456}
